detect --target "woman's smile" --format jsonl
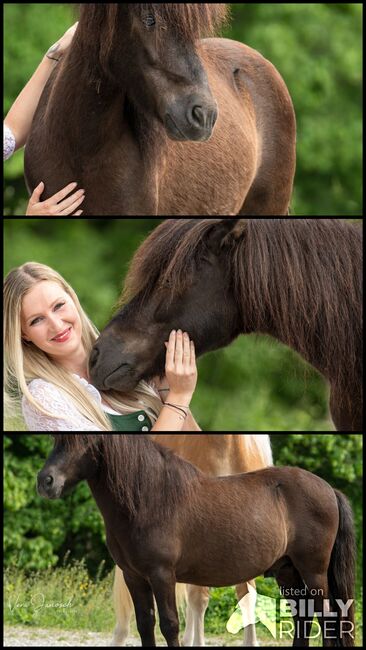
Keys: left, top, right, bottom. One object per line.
{"left": 50, "top": 326, "right": 73, "bottom": 343}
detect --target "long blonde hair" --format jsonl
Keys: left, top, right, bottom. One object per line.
{"left": 4, "top": 263, "right": 162, "bottom": 430}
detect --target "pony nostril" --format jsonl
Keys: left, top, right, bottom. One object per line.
{"left": 191, "top": 105, "right": 205, "bottom": 129}
{"left": 45, "top": 475, "right": 53, "bottom": 487}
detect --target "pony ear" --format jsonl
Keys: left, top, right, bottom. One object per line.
{"left": 207, "top": 219, "right": 247, "bottom": 253}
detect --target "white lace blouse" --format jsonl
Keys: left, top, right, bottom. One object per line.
{"left": 4, "top": 123, "right": 16, "bottom": 160}
{"left": 22, "top": 374, "right": 121, "bottom": 431}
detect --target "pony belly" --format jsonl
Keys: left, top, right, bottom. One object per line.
{"left": 175, "top": 530, "right": 285, "bottom": 588}
{"left": 176, "top": 555, "right": 269, "bottom": 588}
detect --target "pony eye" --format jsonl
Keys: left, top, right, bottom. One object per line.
{"left": 143, "top": 14, "right": 156, "bottom": 28}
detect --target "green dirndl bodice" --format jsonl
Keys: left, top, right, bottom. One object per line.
{"left": 107, "top": 410, "right": 152, "bottom": 432}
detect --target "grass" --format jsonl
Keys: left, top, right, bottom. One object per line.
{"left": 4, "top": 562, "right": 363, "bottom": 646}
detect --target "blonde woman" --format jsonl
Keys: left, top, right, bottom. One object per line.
{"left": 4, "top": 23, "right": 85, "bottom": 216}
{"left": 4, "top": 263, "right": 201, "bottom": 431}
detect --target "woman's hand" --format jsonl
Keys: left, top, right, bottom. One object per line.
{"left": 165, "top": 330, "right": 197, "bottom": 406}
{"left": 45, "top": 22, "right": 79, "bottom": 61}
{"left": 26, "top": 181, "right": 84, "bottom": 216}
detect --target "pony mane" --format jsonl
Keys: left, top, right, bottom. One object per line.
{"left": 52, "top": 434, "right": 201, "bottom": 519}
{"left": 131, "top": 4, "right": 229, "bottom": 42}
{"left": 121, "top": 219, "right": 222, "bottom": 305}
{"left": 75, "top": 4, "right": 229, "bottom": 81}
{"left": 121, "top": 219, "right": 362, "bottom": 396}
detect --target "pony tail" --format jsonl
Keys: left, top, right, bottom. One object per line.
{"left": 328, "top": 489, "right": 356, "bottom": 646}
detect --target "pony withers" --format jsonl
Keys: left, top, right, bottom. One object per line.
{"left": 24, "top": 5, "right": 296, "bottom": 215}
{"left": 38, "top": 434, "right": 356, "bottom": 647}
{"left": 89, "top": 219, "right": 363, "bottom": 431}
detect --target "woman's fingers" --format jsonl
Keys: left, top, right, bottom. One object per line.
{"left": 165, "top": 330, "right": 196, "bottom": 369}
{"left": 48, "top": 181, "right": 80, "bottom": 204}
{"left": 174, "top": 330, "right": 183, "bottom": 365}
{"left": 190, "top": 340, "right": 196, "bottom": 368}
{"left": 182, "top": 332, "right": 191, "bottom": 368}
{"left": 57, "top": 191, "right": 85, "bottom": 215}
{"left": 165, "top": 330, "right": 176, "bottom": 369}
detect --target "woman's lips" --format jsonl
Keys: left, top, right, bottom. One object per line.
{"left": 51, "top": 327, "right": 72, "bottom": 343}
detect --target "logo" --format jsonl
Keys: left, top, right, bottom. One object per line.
{"left": 226, "top": 584, "right": 354, "bottom": 642}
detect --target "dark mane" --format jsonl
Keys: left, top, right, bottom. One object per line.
{"left": 121, "top": 219, "right": 362, "bottom": 394}
{"left": 121, "top": 219, "right": 221, "bottom": 304}
{"left": 75, "top": 4, "right": 229, "bottom": 82}
{"left": 52, "top": 434, "right": 201, "bottom": 519}
{"left": 131, "top": 4, "right": 229, "bottom": 43}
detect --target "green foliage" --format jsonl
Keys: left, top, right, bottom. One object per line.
{"left": 194, "top": 336, "right": 332, "bottom": 431}
{"left": 4, "top": 4, "right": 362, "bottom": 215}
{"left": 227, "top": 4, "right": 362, "bottom": 215}
{"left": 4, "top": 435, "right": 109, "bottom": 574}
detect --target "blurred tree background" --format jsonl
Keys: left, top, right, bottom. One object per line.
{"left": 3, "top": 3, "right": 362, "bottom": 216}
{"left": 3, "top": 218, "right": 362, "bottom": 432}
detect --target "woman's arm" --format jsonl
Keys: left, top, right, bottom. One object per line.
{"left": 4, "top": 22, "right": 78, "bottom": 149}
{"left": 182, "top": 411, "right": 202, "bottom": 431}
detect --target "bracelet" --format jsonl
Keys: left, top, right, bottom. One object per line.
{"left": 165, "top": 402, "right": 189, "bottom": 417}
{"left": 164, "top": 404, "right": 187, "bottom": 420}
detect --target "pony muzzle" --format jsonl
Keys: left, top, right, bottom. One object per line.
{"left": 37, "top": 470, "right": 65, "bottom": 499}
{"left": 165, "top": 96, "right": 218, "bottom": 142}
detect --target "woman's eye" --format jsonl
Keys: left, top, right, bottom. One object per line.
{"left": 30, "top": 302, "right": 65, "bottom": 326}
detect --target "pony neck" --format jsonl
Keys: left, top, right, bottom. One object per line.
{"left": 239, "top": 219, "right": 361, "bottom": 389}
{"left": 87, "top": 435, "right": 201, "bottom": 523}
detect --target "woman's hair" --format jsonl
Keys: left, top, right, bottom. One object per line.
{"left": 4, "top": 263, "right": 162, "bottom": 430}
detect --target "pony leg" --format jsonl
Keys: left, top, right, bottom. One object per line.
{"left": 236, "top": 581, "right": 258, "bottom": 647}
{"left": 182, "top": 585, "right": 210, "bottom": 646}
{"left": 150, "top": 567, "right": 180, "bottom": 647}
{"left": 111, "top": 567, "right": 134, "bottom": 646}
{"left": 276, "top": 563, "right": 312, "bottom": 648}
{"left": 297, "top": 571, "right": 337, "bottom": 648}
{"left": 123, "top": 570, "right": 156, "bottom": 647}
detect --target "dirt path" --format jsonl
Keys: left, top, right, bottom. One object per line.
{"left": 4, "top": 625, "right": 250, "bottom": 647}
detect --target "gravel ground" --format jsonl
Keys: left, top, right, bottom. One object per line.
{"left": 4, "top": 626, "right": 249, "bottom": 647}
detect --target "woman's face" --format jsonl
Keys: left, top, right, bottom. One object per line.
{"left": 21, "top": 281, "right": 83, "bottom": 361}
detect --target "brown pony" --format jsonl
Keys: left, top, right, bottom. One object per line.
{"left": 112, "top": 434, "right": 273, "bottom": 646}
{"left": 38, "top": 434, "right": 356, "bottom": 647}
{"left": 89, "top": 218, "right": 363, "bottom": 432}
{"left": 24, "top": 4, "right": 296, "bottom": 216}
